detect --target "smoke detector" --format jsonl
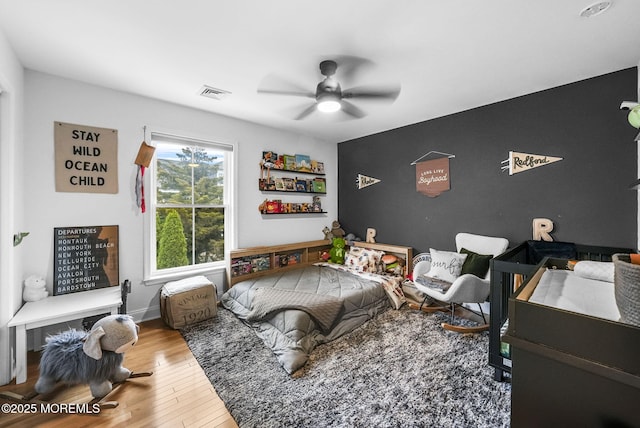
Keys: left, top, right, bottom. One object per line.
{"left": 199, "top": 85, "right": 231, "bottom": 100}
{"left": 579, "top": 1, "right": 612, "bottom": 18}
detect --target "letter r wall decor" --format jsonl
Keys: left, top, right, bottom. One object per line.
{"left": 54, "top": 121, "right": 118, "bottom": 193}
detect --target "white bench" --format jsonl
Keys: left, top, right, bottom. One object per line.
{"left": 8, "top": 286, "right": 122, "bottom": 384}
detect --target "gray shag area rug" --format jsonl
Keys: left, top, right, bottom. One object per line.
{"left": 180, "top": 305, "right": 511, "bottom": 428}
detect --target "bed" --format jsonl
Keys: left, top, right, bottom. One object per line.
{"left": 222, "top": 240, "right": 413, "bottom": 374}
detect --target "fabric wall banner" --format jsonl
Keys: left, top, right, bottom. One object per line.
{"left": 356, "top": 174, "right": 381, "bottom": 189}
{"left": 503, "top": 151, "right": 563, "bottom": 175}
{"left": 415, "top": 157, "right": 450, "bottom": 197}
{"left": 54, "top": 121, "right": 118, "bottom": 193}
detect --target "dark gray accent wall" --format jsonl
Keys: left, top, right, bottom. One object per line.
{"left": 338, "top": 68, "right": 638, "bottom": 254}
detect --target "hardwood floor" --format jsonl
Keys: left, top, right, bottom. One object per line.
{"left": 0, "top": 318, "right": 238, "bottom": 428}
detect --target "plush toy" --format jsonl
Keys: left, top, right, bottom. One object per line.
{"left": 329, "top": 237, "right": 346, "bottom": 264}
{"left": 322, "top": 226, "right": 333, "bottom": 240}
{"left": 35, "top": 314, "right": 140, "bottom": 398}
{"left": 330, "top": 221, "right": 345, "bottom": 239}
{"left": 23, "top": 275, "right": 48, "bottom": 302}
{"left": 258, "top": 199, "right": 268, "bottom": 213}
{"left": 344, "top": 233, "right": 361, "bottom": 246}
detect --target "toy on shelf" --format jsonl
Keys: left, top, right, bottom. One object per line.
{"left": 344, "top": 233, "right": 362, "bottom": 246}
{"left": 259, "top": 198, "right": 325, "bottom": 214}
{"left": 260, "top": 151, "right": 277, "bottom": 181}
{"left": 330, "top": 220, "right": 345, "bottom": 238}
{"left": 329, "top": 237, "right": 346, "bottom": 264}
{"left": 23, "top": 275, "right": 48, "bottom": 302}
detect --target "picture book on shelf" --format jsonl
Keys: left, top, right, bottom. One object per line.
{"left": 295, "top": 154, "right": 312, "bottom": 172}
{"left": 311, "top": 160, "right": 324, "bottom": 174}
{"left": 312, "top": 178, "right": 326, "bottom": 193}
{"left": 283, "top": 177, "right": 295, "bottom": 191}
{"left": 275, "top": 178, "right": 285, "bottom": 191}
{"left": 296, "top": 179, "right": 307, "bottom": 192}
{"left": 283, "top": 155, "right": 296, "bottom": 171}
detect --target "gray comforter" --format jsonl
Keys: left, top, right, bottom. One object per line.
{"left": 221, "top": 264, "right": 390, "bottom": 374}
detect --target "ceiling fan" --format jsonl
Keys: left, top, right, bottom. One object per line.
{"left": 257, "top": 58, "right": 401, "bottom": 120}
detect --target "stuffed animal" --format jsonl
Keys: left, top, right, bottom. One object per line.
{"left": 35, "top": 314, "right": 139, "bottom": 398}
{"left": 344, "top": 233, "right": 361, "bottom": 246}
{"left": 329, "top": 237, "right": 346, "bottom": 264}
{"left": 23, "top": 275, "right": 48, "bottom": 302}
{"left": 322, "top": 226, "right": 333, "bottom": 240}
{"left": 330, "top": 221, "right": 345, "bottom": 239}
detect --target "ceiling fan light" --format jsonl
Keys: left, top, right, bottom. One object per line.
{"left": 317, "top": 100, "right": 341, "bottom": 113}
{"left": 316, "top": 93, "right": 341, "bottom": 113}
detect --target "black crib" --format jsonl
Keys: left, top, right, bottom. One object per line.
{"left": 488, "top": 240, "right": 634, "bottom": 381}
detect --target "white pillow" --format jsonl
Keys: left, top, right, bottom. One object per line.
{"left": 573, "top": 261, "right": 614, "bottom": 283}
{"left": 344, "top": 247, "right": 370, "bottom": 272}
{"left": 426, "top": 248, "right": 468, "bottom": 283}
{"left": 344, "top": 247, "right": 385, "bottom": 273}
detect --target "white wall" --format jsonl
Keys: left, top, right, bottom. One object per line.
{"left": 21, "top": 71, "right": 337, "bottom": 326}
{"left": 0, "top": 27, "right": 25, "bottom": 384}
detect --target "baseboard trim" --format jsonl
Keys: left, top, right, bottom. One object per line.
{"left": 128, "top": 305, "right": 161, "bottom": 323}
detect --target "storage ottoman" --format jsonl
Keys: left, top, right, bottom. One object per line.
{"left": 160, "top": 275, "right": 217, "bottom": 329}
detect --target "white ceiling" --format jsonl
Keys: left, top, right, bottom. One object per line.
{"left": 1, "top": 0, "right": 639, "bottom": 143}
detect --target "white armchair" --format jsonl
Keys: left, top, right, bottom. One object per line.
{"left": 413, "top": 233, "right": 509, "bottom": 332}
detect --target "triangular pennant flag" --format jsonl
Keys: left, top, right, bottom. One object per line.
{"left": 501, "top": 151, "right": 563, "bottom": 175}
{"left": 356, "top": 174, "right": 381, "bottom": 189}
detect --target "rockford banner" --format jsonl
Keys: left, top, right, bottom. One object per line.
{"left": 415, "top": 157, "right": 450, "bottom": 197}
{"left": 54, "top": 121, "right": 118, "bottom": 193}
{"left": 502, "top": 151, "right": 563, "bottom": 175}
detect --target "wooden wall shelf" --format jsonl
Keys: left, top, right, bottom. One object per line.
{"left": 261, "top": 189, "right": 326, "bottom": 195}
{"left": 261, "top": 211, "right": 326, "bottom": 216}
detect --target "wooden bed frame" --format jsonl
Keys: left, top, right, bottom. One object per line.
{"left": 228, "top": 240, "right": 413, "bottom": 288}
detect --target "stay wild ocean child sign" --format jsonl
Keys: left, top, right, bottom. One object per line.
{"left": 54, "top": 121, "right": 118, "bottom": 193}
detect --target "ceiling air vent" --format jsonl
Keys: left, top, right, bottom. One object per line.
{"left": 199, "top": 85, "right": 231, "bottom": 100}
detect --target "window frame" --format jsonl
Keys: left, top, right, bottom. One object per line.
{"left": 143, "top": 130, "right": 236, "bottom": 285}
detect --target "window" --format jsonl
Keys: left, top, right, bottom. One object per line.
{"left": 146, "top": 132, "right": 234, "bottom": 280}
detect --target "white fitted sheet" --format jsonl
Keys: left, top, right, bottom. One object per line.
{"left": 529, "top": 268, "right": 620, "bottom": 321}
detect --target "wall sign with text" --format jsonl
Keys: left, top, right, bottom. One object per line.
{"left": 415, "top": 157, "right": 451, "bottom": 197}
{"left": 53, "top": 225, "right": 119, "bottom": 295}
{"left": 54, "top": 121, "right": 118, "bottom": 193}
{"left": 356, "top": 173, "right": 381, "bottom": 189}
{"left": 501, "top": 151, "right": 563, "bottom": 175}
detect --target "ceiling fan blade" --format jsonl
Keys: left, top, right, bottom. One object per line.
{"left": 293, "top": 103, "right": 318, "bottom": 120}
{"left": 257, "top": 73, "right": 315, "bottom": 98}
{"left": 342, "top": 84, "right": 401, "bottom": 102}
{"left": 340, "top": 100, "right": 367, "bottom": 119}
{"left": 258, "top": 88, "right": 315, "bottom": 97}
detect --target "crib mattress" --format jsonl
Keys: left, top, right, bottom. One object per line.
{"left": 529, "top": 268, "right": 620, "bottom": 322}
